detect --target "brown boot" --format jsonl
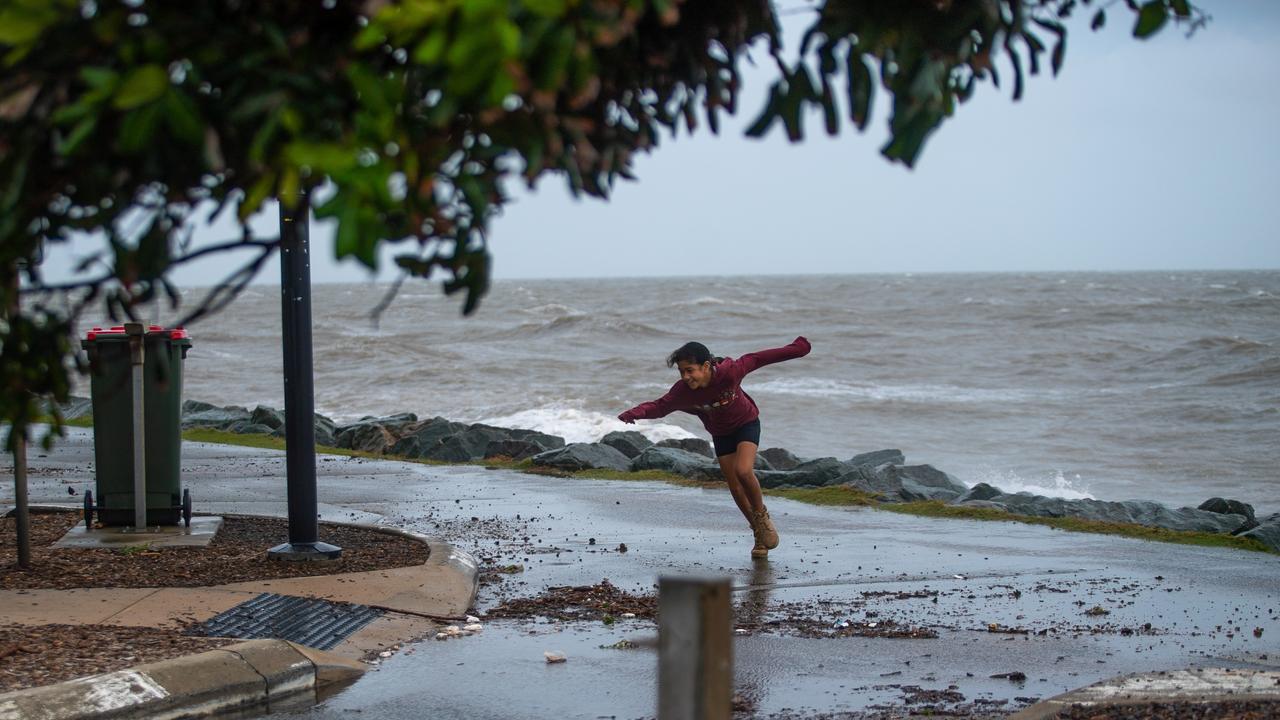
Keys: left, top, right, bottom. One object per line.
{"left": 751, "top": 538, "right": 769, "bottom": 559}
{"left": 751, "top": 508, "right": 779, "bottom": 550}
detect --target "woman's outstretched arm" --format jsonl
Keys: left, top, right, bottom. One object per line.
{"left": 730, "top": 336, "right": 812, "bottom": 379}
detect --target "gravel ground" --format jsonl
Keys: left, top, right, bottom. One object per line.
{"left": 0, "top": 509, "right": 430, "bottom": 692}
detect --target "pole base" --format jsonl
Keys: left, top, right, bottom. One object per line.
{"left": 267, "top": 541, "right": 343, "bottom": 562}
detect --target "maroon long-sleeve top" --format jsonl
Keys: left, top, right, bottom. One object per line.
{"left": 620, "top": 336, "right": 811, "bottom": 436}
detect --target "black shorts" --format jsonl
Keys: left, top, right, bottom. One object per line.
{"left": 712, "top": 419, "right": 761, "bottom": 458}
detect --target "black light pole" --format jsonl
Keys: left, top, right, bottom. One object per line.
{"left": 268, "top": 195, "right": 341, "bottom": 561}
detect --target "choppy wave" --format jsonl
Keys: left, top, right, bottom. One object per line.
{"left": 1205, "top": 357, "right": 1280, "bottom": 387}
{"left": 750, "top": 377, "right": 1069, "bottom": 405}
{"left": 486, "top": 314, "right": 670, "bottom": 339}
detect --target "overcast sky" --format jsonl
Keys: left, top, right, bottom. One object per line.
{"left": 39, "top": 1, "right": 1280, "bottom": 286}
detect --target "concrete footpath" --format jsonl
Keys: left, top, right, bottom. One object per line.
{"left": 4, "top": 428, "right": 1280, "bottom": 718}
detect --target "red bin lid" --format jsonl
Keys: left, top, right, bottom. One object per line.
{"left": 84, "top": 325, "right": 191, "bottom": 341}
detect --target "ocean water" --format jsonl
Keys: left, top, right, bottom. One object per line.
{"left": 88, "top": 271, "right": 1279, "bottom": 513}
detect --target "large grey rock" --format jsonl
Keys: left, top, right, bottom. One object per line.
{"left": 1198, "top": 497, "right": 1256, "bottom": 522}
{"left": 532, "top": 443, "right": 632, "bottom": 472}
{"left": 835, "top": 463, "right": 966, "bottom": 502}
{"left": 849, "top": 449, "right": 905, "bottom": 468}
{"left": 425, "top": 424, "right": 511, "bottom": 462}
{"left": 630, "top": 446, "right": 716, "bottom": 478}
{"left": 756, "top": 470, "right": 804, "bottom": 489}
{"left": 182, "top": 399, "right": 220, "bottom": 415}
{"left": 484, "top": 439, "right": 546, "bottom": 461}
{"left": 600, "top": 431, "right": 654, "bottom": 459}
{"left": 249, "top": 405, "right": 284, "bottom": 431}
{"left": 1239, "top": 513, "right": 1280, "bottom": 553}
{"left": 314, "top": 415, "right": 337, "bottom": 448}
{"left": 505, "top": 427, "right": 566, "bottom": 451}
{"left": 955, "top": 482, "right": 1003, "bottom": 503}
{"left": 267, "top": 411, "right": 338, "bottom": 447}
{"left": 889, "top": 465, "right": 968, "bottom": 500}
{"left": 786, "top": 457, "right": 854, "bottom": 487}
{"left": 334, "top": 413, "right": 417, "bottom": 453}
{"left": 182, "top": 404, "right": 251, "bottom": 430}
{"left": 656, "top": 437, "right": 714, "bottom": 458}
{"left": 758, "top": 447, "right": 801, "bottom": 470}
{"left": 390, "top": 417, "right": 466, "bottom": 458}
{"left": 336, "top": 423, "right": 397, "bottom": 454}
{"left": 225, "top": 421, "right": 277, "bottom": 435}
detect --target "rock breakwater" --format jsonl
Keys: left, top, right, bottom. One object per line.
{"left": 57, "top": 398, "right": 1280, "bottom": 553}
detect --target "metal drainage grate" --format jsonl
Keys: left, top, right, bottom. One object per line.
{"left": 192, "top": 593, "right": 384, "bottom": 650}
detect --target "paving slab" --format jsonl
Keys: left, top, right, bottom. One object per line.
{"left": 0, "top": 589, "right": 159, "bottom": 626}
{"left": 53, "top": 517, "right": 223, "bottom": 549}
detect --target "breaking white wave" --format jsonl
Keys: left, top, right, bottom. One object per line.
{"left": 964, "top": 468, "right": 1096, "bottom": 501}
{"left": 478, "top": 405, "right": 697, "bottom": 445}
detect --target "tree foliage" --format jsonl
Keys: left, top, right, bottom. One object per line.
{"left": 0, "top": 0, "right": 1207, "bottom": 448}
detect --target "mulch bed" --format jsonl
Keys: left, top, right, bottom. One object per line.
{"left": 0, "top": 623, "right": 235, "bottom": 694}
{"left": 1, "top": 510, "right": 429, "bottom": 590}
{"left": 0, "top": 509, "right": 432, "bottom": 693}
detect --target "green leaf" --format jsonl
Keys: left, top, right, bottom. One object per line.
{"left": 0, "top": 8, "right": 53, "bottom": 46}
{"left": 521, "top": 0, "right": 566, "bottom": 18}
{"left": 1134, "top": 1, "right": 1168, "bottom": 38}
{"left": 79, "top": 66, "right": 119, "bottom": 91}
{"left": 353, "top": 24, "right": 388, "bottom": 51}
{"left": 413, "top": 30, "right": 447, "bottom": 64}
{"left": 819, "top": 81, "right": 838, "bottom": 136}
{"left": 1091, "top": 9, "right": 1106, "bottom": 30}
{"left": 285, "top": 141, "right": 357, "bottom": 172}
{"left": 117, "top": 104, "right": 162, "bottom": 152}
{"left": 534, "top": 26, "right": 575, "bottom": 91}
{"left": 846, "top": 53, "right": 873, "bottom": 130}
{"left": 56, "top": 115, "right": 96, "bottom": 155}
{"left": 1171, "top": 0, "right": 1191, "bottom": 18}
{"left": 239, "top": 173, "right": 276, "bottom": 221}
{"left": 162, "top": 90, "right": 204, "bottom": 144}
{"left": 112, "top": 65, "right": 169, "bottom": 110}
{"left": 744, "top": 85, "right": 783, "bottom": 138}
{"left": 334, "top": 199, "right": 359, "bottom": 258}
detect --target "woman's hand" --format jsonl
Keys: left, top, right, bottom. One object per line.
{"left": 617, "top": 411, "right": 637, "bottom": 424}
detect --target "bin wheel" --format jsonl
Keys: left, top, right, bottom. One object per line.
{"left": 83, "top": 490, "right": 93, "bottom": 529}
{"left": 182, "top": 488, "right": 192, "bottom": 528}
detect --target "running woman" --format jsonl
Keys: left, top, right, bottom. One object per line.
{"left": 617, "top": 336, "right": 812, "bottom": 559}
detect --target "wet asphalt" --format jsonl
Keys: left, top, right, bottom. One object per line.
{"left": 14, "top": 430, "right": 1280, "bottom": 718}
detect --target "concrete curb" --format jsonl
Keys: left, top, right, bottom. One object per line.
{"left": 1011, "top": 668, "right": 1280, "bottom": 719}
{"left": 0, "top": 639, "right": 363, "bottom": 720}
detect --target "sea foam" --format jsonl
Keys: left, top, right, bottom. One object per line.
{"left": 478, "top": 406, "right": 697, "bottom": 445}
{"left": 965, "top": 468, "right": 1095, "bottom": 501}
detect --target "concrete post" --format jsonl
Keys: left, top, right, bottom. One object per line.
{"left": 658, "top": 576, "right": 733, "bottom": 720}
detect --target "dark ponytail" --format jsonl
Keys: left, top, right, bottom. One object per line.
{"left": 667, "top": 341, "right": 714, "bottom": 368}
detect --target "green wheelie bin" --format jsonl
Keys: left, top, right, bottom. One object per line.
{"left": 81, "top": 324, "right": 193, "bottom": 527}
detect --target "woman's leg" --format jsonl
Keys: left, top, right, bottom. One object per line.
{"left": 731, "top": 441, "right": 766, "bottom": 513}
{"left": 718, "top": 441, "right": 765, "bottom": 520}
{"left": 717, "top": 451, "right": 755, "bottom": 522}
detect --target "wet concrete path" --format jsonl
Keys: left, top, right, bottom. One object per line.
{"left": 15, "top": 431, "right": 1280, "bottom": 717}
